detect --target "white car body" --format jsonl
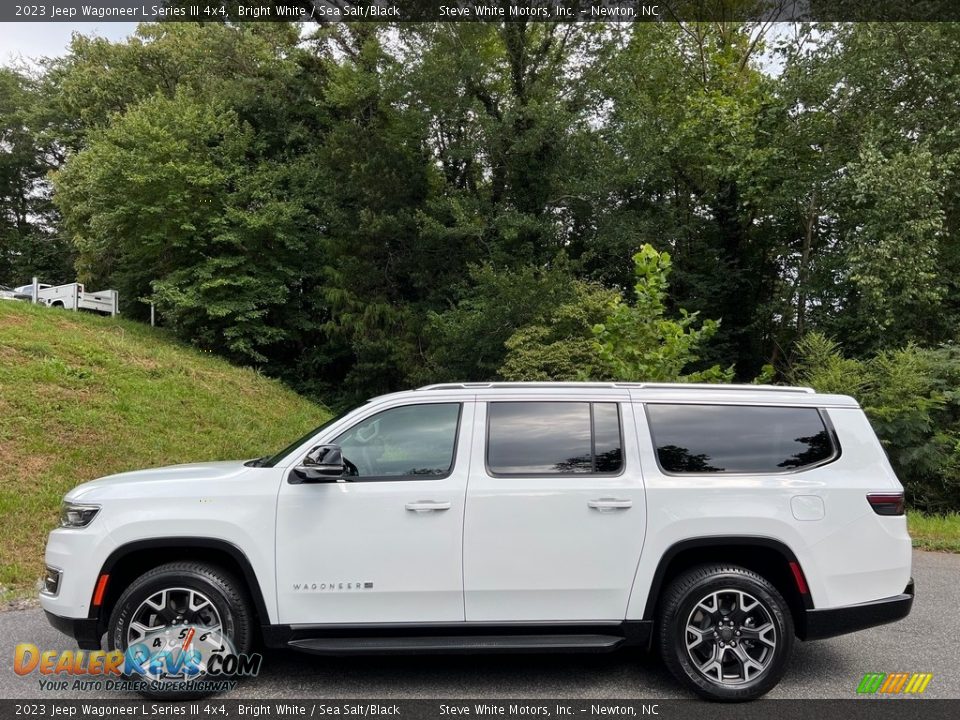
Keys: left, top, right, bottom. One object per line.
{"left": 40, "top": 382, "right": 914, "bottom": 697}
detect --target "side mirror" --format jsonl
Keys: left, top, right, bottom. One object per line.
{"left": 290, "top": 444, "right": 346, "bottom": 484}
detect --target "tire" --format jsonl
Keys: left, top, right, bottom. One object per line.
{"left": 658, "top": 564, "right": 794, "bottom": 701}
{"left": 107, "top": 561, "right": 254, "bottom": 699}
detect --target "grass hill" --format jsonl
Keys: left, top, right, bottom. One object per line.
{"left": 0, "top": 301, "right": 329, "bottom": 599}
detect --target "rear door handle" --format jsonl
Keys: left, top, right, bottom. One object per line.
{"left": 405, "top": 501, "right": 452, "bottom": 513}
{"left": 588, "top": 498, "right": 633, "bottom": 512}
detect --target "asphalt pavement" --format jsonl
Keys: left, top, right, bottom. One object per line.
{"left": 1, "top": 550, "right": 956, "bottom": 700}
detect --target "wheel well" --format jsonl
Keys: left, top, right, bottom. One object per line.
{"left": 93, "top": 542, "right": 268, "bottom": 638}
{"left": 645, "top": 540, "right": 811, "bottom": 637}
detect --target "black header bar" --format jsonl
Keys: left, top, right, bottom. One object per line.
{"left": 4, "top": 0, "right": 960, "bottom": 23}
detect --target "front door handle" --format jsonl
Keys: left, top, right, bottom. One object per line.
{"left": 588, "top": 498, "right": 633, "bottom": 512}
{"left": 405, "top": 501, "right": 452, "bottom": 513}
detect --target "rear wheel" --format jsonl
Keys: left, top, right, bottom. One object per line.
{"left": 107, "top": 561, "right": 254, "bottom": 699}
{"left": 658, "top": 564, "right": 794, "bottom": 701}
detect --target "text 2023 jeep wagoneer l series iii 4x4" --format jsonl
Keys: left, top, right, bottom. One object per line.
{"left": 41, "top": 382, "right": 914, "bottom": 700}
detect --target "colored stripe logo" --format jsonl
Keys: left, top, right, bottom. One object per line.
{"left": 857, "top": 673, "right": 933, "bottom": 694}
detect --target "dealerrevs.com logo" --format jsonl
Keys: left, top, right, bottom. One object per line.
{"left": 857, "top": 672, "right": 934, "bottom": 695}
{"left": 14, "top": 624, "right": 262, "bottom": 694}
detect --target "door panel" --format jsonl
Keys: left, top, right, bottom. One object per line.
{"left": 463, "top": 400, "right": 647, "bottom": 622}
{"left": 275, "top": 402, "right": 473, "bottom": 624}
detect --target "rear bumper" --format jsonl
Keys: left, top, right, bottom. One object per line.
{"left": 801, "top": 578, "right": 914, "bottom": 640}
{"left": 44, "top": 610, "right": 102, "bottom": 650}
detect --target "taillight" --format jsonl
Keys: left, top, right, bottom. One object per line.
{"left": 867, "top": 492, "right": 905, "bottom": 516}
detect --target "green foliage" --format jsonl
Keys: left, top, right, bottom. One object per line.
{"left": 590, "top": 245, "right": 733, "bottom": 383}
{"left": 10, "top": 20, "right": 960, "bottom": 413}
{"left": 844, "top": 144, "right": 944, "bottom": 347}
{"left": 49, "top": 23, "right": 331, "bottom": 382}
{"left": 792, "top": 333, "right": 960, "bottom": 511}
{"left": 0, "top": 67, "right": 75, "bottom": 285}
{"left": 53, "top": 90, "right": 311, "bottom": 363}
{"left": 789, "top": 333, "right": 867, "bottom": 396}
{"left": 425, "top": 261, "right": 580, "bottom": 382}
{"left": 499, "top": 281, "right": 619, "bottom": 381}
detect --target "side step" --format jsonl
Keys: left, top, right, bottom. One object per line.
{"left": 288, "top": 633, "right": 625, "bottom": 655}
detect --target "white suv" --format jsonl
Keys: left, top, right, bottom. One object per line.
{"left": 41, "top": 382, "right": 914, "bottom": 700}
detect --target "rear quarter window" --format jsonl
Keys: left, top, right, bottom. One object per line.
{"left": 645, "top": 404, "right": 838, "bottom": 474}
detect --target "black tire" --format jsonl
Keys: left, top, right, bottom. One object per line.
{"left": 107, "top": 561, "right": 254, "bottom": 699}
{"left": 658, "top": 564, "right": 794, "bottom": 701}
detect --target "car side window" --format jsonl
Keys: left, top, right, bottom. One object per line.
{"left": 645, "top": 403, "right": 838, "bottom": 474}
{"left": 486, "top": 401, "right": 624, "bottom": 475}
{"left": 333, "top": 403, "right": 462, "bottom": 480}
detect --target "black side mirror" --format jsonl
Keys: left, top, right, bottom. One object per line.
{"left": 290, "top": 444, "right": 346, "bottom": 484}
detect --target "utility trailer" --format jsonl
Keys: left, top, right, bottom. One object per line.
{"left": 18, "top": 279, "right": 119, "bottom": 316}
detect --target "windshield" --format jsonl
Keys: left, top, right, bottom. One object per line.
{"left": 249, "top": 407, "right": 356, "bottom": 468}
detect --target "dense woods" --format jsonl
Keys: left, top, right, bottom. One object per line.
{"left": 2, "top": 21, "right": 960, "bottom": 508}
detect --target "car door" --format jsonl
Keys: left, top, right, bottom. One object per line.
{"left": 276, "top": 400, "right": 473, "bottom": 624}
{"left": 462, "top": 396, "right": 647, "bottom": 622}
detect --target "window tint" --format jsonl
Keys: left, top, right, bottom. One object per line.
{"left": 646, "top": 404, "right": 836, "bottom": 474}
{"left": 334, "top": 403, "right": 461, "bottom": 479}
{"left": 487, "top": 402, "right": 623, "bottom": 475}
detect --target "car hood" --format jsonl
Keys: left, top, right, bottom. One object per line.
{"left": 66, "top": 460, "right": 252, "bottom": 502}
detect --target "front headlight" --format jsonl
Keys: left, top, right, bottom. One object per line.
{"left": 60, "top": 502, "right": 100, "bottom": 528}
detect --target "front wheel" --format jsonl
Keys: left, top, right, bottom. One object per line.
{"left": 658, "top": 564, "right": 794, "bottom": 701}
{"left": 107, "top": 561, "right": 254, "bottom": 699}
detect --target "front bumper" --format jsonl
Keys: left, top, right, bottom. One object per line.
{"left": 801, "top": 578, "right": 914, "bottom": 640}
{"left": 43, "top": 610, "right": 102, "bottom": 650}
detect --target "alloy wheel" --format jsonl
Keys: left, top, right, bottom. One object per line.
{"left": 684, "top": 588, "right": 777, "bottom": 686}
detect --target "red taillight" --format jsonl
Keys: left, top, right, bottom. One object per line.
{"left": 867, "top": 492, "right": 905, "bottom": 516}
{"left": 92, "top": 574, "right": 109, "bottom": 607}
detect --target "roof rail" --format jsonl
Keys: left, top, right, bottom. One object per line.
{"left": 417, "top": 382, "right": 627, "bottom": 391}
{"left": 637, "top": 383, "right": 815, "bottom": 394}
{"left": 416, "top": 381, "right": 815, "bottom": 394}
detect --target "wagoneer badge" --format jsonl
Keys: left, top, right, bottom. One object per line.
{"left": 293, "top": 581, "right": 374, "bottom": 591}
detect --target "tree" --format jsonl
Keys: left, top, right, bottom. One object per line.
{"left": 775, "top": 23, "right": 960, "bottom": 354}
{"left": 50, "top": 23, "right": 331, "bottom": 375}
{"left": 0, "top": 67, "right": 74, "bottom": 285}
{"left": 499, "top": 281, "right": 619, "bottom": 381}
{"left": 424, "top": 261, "right": 581, "bottom": 382}
{"left": 591, "top": 21, "right": 782, "bottom": 378}
{"left": 590, "top": 245, "right": 732, "bottom": 382}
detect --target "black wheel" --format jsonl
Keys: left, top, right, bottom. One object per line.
{"left": 658, "top": 564, "right": 794, "bottom": 701}
{"left": 107, "top": 561, "right": 254, "bottom": 699}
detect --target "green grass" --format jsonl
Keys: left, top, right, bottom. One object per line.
{"left": 909, "top": 511, "right": 960, "bottom": 553}
{"left": 0, "top": 301, "right": 329, "bottom": 597}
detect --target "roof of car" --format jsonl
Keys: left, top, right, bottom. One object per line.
{"left": 367, "top": 382, "right": 859, "bottom": 408}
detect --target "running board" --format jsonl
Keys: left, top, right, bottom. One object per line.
{"left": 288, "top": 633, "right": 625, "bottom": 655}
